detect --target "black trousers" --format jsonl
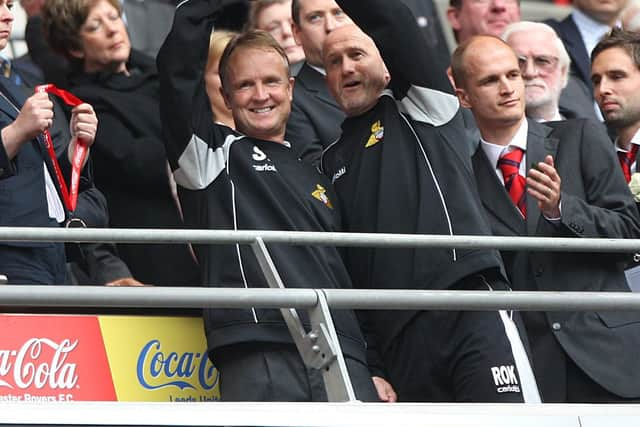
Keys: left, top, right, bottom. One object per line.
{"left": 213, "top": 342, "right": 379, "bottom": 402}
{"left": 383, "top": 309, "right": 538, "bottom": 403}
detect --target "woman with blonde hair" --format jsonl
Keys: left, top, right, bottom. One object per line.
{"left": 205, "top": 30, "right": 236, "bottom": 128}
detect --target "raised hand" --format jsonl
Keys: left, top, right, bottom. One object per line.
{"left": 527, "top": 155, "right": 562, "bottom": 219}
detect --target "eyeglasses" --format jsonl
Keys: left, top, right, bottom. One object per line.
{"left": 517, "top": 55, "right": 559, "bottom": 75}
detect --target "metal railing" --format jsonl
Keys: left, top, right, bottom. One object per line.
{"left": 2, "top": 227, "right": 640, "bottom": 426}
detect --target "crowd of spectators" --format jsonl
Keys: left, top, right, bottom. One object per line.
{"left": 2, "top": 0, "right": 640, "bottom": 406}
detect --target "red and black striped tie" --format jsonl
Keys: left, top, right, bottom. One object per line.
{"left": 498, "top": 147, "right": 527, "bottom": 218}
{"left": 617, "top": 144, "right": 639, "bottom": 183}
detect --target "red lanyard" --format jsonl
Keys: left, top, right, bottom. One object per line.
{"left": 35, "top": 84, "right": 88, "bottom": 212}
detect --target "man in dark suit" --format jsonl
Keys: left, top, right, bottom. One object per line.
{"left": 446, "top": 0, "right": 597, "bottom": 121}
{"left": 286, "top": 0, "right": 353, "bottom": 165}
{"left": 592, "top": 29, "right": 640, "bottom": 183}
{"left": 399, "top": 0, "right": 453, "bottom": 94}
{"left": 451, "top": 34, "right": 640, "bottom": 402}
{"left": 0, "top": 0, "right": 98, "bottom": 285}
{"left": 546, "top": 0, "right": 626, "bottom": 104}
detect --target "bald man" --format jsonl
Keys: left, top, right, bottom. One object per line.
{"left": 452, "top": 35, "right": 640, "bottom": 402}
{"left": 320, "top": 0, "right": 540, "bottom": 403}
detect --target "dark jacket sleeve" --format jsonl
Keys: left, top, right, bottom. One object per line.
{"left": 157, "top": 0, "right": 244, "bottom": 171}
{"left": 285, "top": 99, "right": 324, "bottom": 166}
{"left": 0, "top": 130, "right": 14, "bottom": 179}
{"left": 91, "top": 109, "right": 171, "bottom": 194}
{"left": 556, "top": 120, "right": 640, "bottom": 239}
{"left": 336, "top": 0, "right": 452, "bottom": 97}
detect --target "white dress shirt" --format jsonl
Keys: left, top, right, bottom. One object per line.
{"left": 480, "top": 119, "right": 529, "bottom": 184}
{"left": 615, "top": 129, "right": 640, "bottom": 175}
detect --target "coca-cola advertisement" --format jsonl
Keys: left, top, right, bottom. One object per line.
{"left": 0, "top": 315, "right": 115, "bottom": 402}
{"left": 0, "top": 315, "right": 219, "bottom": 402}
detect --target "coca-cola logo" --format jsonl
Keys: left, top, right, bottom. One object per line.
{"left": 0, "top": 338, "right": 79, "bottom": 390}
{"left": 136, "top": 340, "right": 218, "bottom": 391}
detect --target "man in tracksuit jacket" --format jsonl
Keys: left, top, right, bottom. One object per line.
{"left": 157, "top": 0, "right": 377, "bottom": 402}
{"left": 320, "top": 0, "right": 540, "bottom": 403}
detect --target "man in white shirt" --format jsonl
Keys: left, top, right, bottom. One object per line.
{"left": 451, "top": 34, "right": 640, "bottom": 403}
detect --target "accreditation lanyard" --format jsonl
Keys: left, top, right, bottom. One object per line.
{"left": 35, "top": 84, "right": 88, "bottom": 213}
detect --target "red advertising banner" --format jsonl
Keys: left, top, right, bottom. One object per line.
{"left": 0, "top": 314, "right": 219, "bottom": 402}
{"left": 0, "top": 315, "right": 115, "bottom": 402}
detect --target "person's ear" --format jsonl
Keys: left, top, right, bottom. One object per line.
{"left": 382, "top": 63, "right": 390, "bottom": 85}
{"left": 288, "top": 76, "right": 295, "bottom": 101}
{"left": 221, "top": 86, "right": 232, "bottom": 110}
{"left": 446, "top": 66, "right": 457, "bottom": 91}
{"left": 292, "top": 21, "right": 302, "bottom": 46}
{"left": 455, "top": 87, "right": 472, "bottom": 109}
{"left": 446, "top": 7, "right": 462, "bottom": 32}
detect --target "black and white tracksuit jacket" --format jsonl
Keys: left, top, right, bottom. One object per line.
{"left": 157, "top": 0, "right": 367, "bottom": 362}
{"left": 321, "top": 0, "right": 510, "bottom": 373}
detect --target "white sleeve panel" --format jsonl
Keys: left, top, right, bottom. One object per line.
{"left": 397, "top": 86, "right": 460, "bottom": 127}
{"left": 174, "top": 133, "right": 241, "bottom": 190}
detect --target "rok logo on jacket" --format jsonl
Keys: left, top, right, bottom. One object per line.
{"left": 365, "top": 120, "right": 384, "bottom": 148}
{"left": 312, "top": 184, "right": 333, "bottom": 209}
{"left": 491, "top": 365, "right": 521, "bottom": 394}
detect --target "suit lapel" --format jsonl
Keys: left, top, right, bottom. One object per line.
{"left": 559, "top": 16, "right": 592, "bottom": 91}
{"left": 0, "top": 76, "right": 28, "bottom": 119}
{"left": 297, "top": 63, "right": 341, "bottom": 109}
{"left": 526, "top": 120, "right": 559, "bottom": 236}
{"left": 0, "top": 77, "right": 67, "bottom": 208}
{"left": 472, "top": 147, "right": 526, "bottom": 235}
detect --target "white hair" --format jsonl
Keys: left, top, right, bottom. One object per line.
{"left": 501, "top": 21, "right": 571, "bottom": 88}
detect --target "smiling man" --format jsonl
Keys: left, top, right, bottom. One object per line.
{"left": 446, "top": 0, "right": 520, "bottom": 44}
{"left": 452, "top": 34, "right": 640, "bottom": 403}
{"left": 157, "top": 0, "right": 378, "bottom": 403}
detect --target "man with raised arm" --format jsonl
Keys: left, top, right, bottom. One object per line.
{"left": 320, "top": 0, "right": 540, "bottom": 403}
{"left": 157, "top": 0, "right": 377, "bottom": 402}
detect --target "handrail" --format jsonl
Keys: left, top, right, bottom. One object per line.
{"left": 2, "top": 227, "right": 640, "bottom": 409}
{"left": 1, "top": 227, "right": 640, "bottom": 253}
{"left": 1, "top": 286, "right": 640, "bottom": 312}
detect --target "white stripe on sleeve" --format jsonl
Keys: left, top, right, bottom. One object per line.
{"left": 174, "top": 133, "right": 239, "bottom": 190}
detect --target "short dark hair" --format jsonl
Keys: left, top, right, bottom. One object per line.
{"left": 218, "top": 30, "right": 291, "bottom": 93}
{"left": 592, "top": 27, "right": 640, "bottom": 69}
{"left": 291, "top": 0, "right": 302, "bottom": 26}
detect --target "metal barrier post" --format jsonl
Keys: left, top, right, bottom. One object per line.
{"left": 250, "top": 237, "right": 356, "bottom": 402}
